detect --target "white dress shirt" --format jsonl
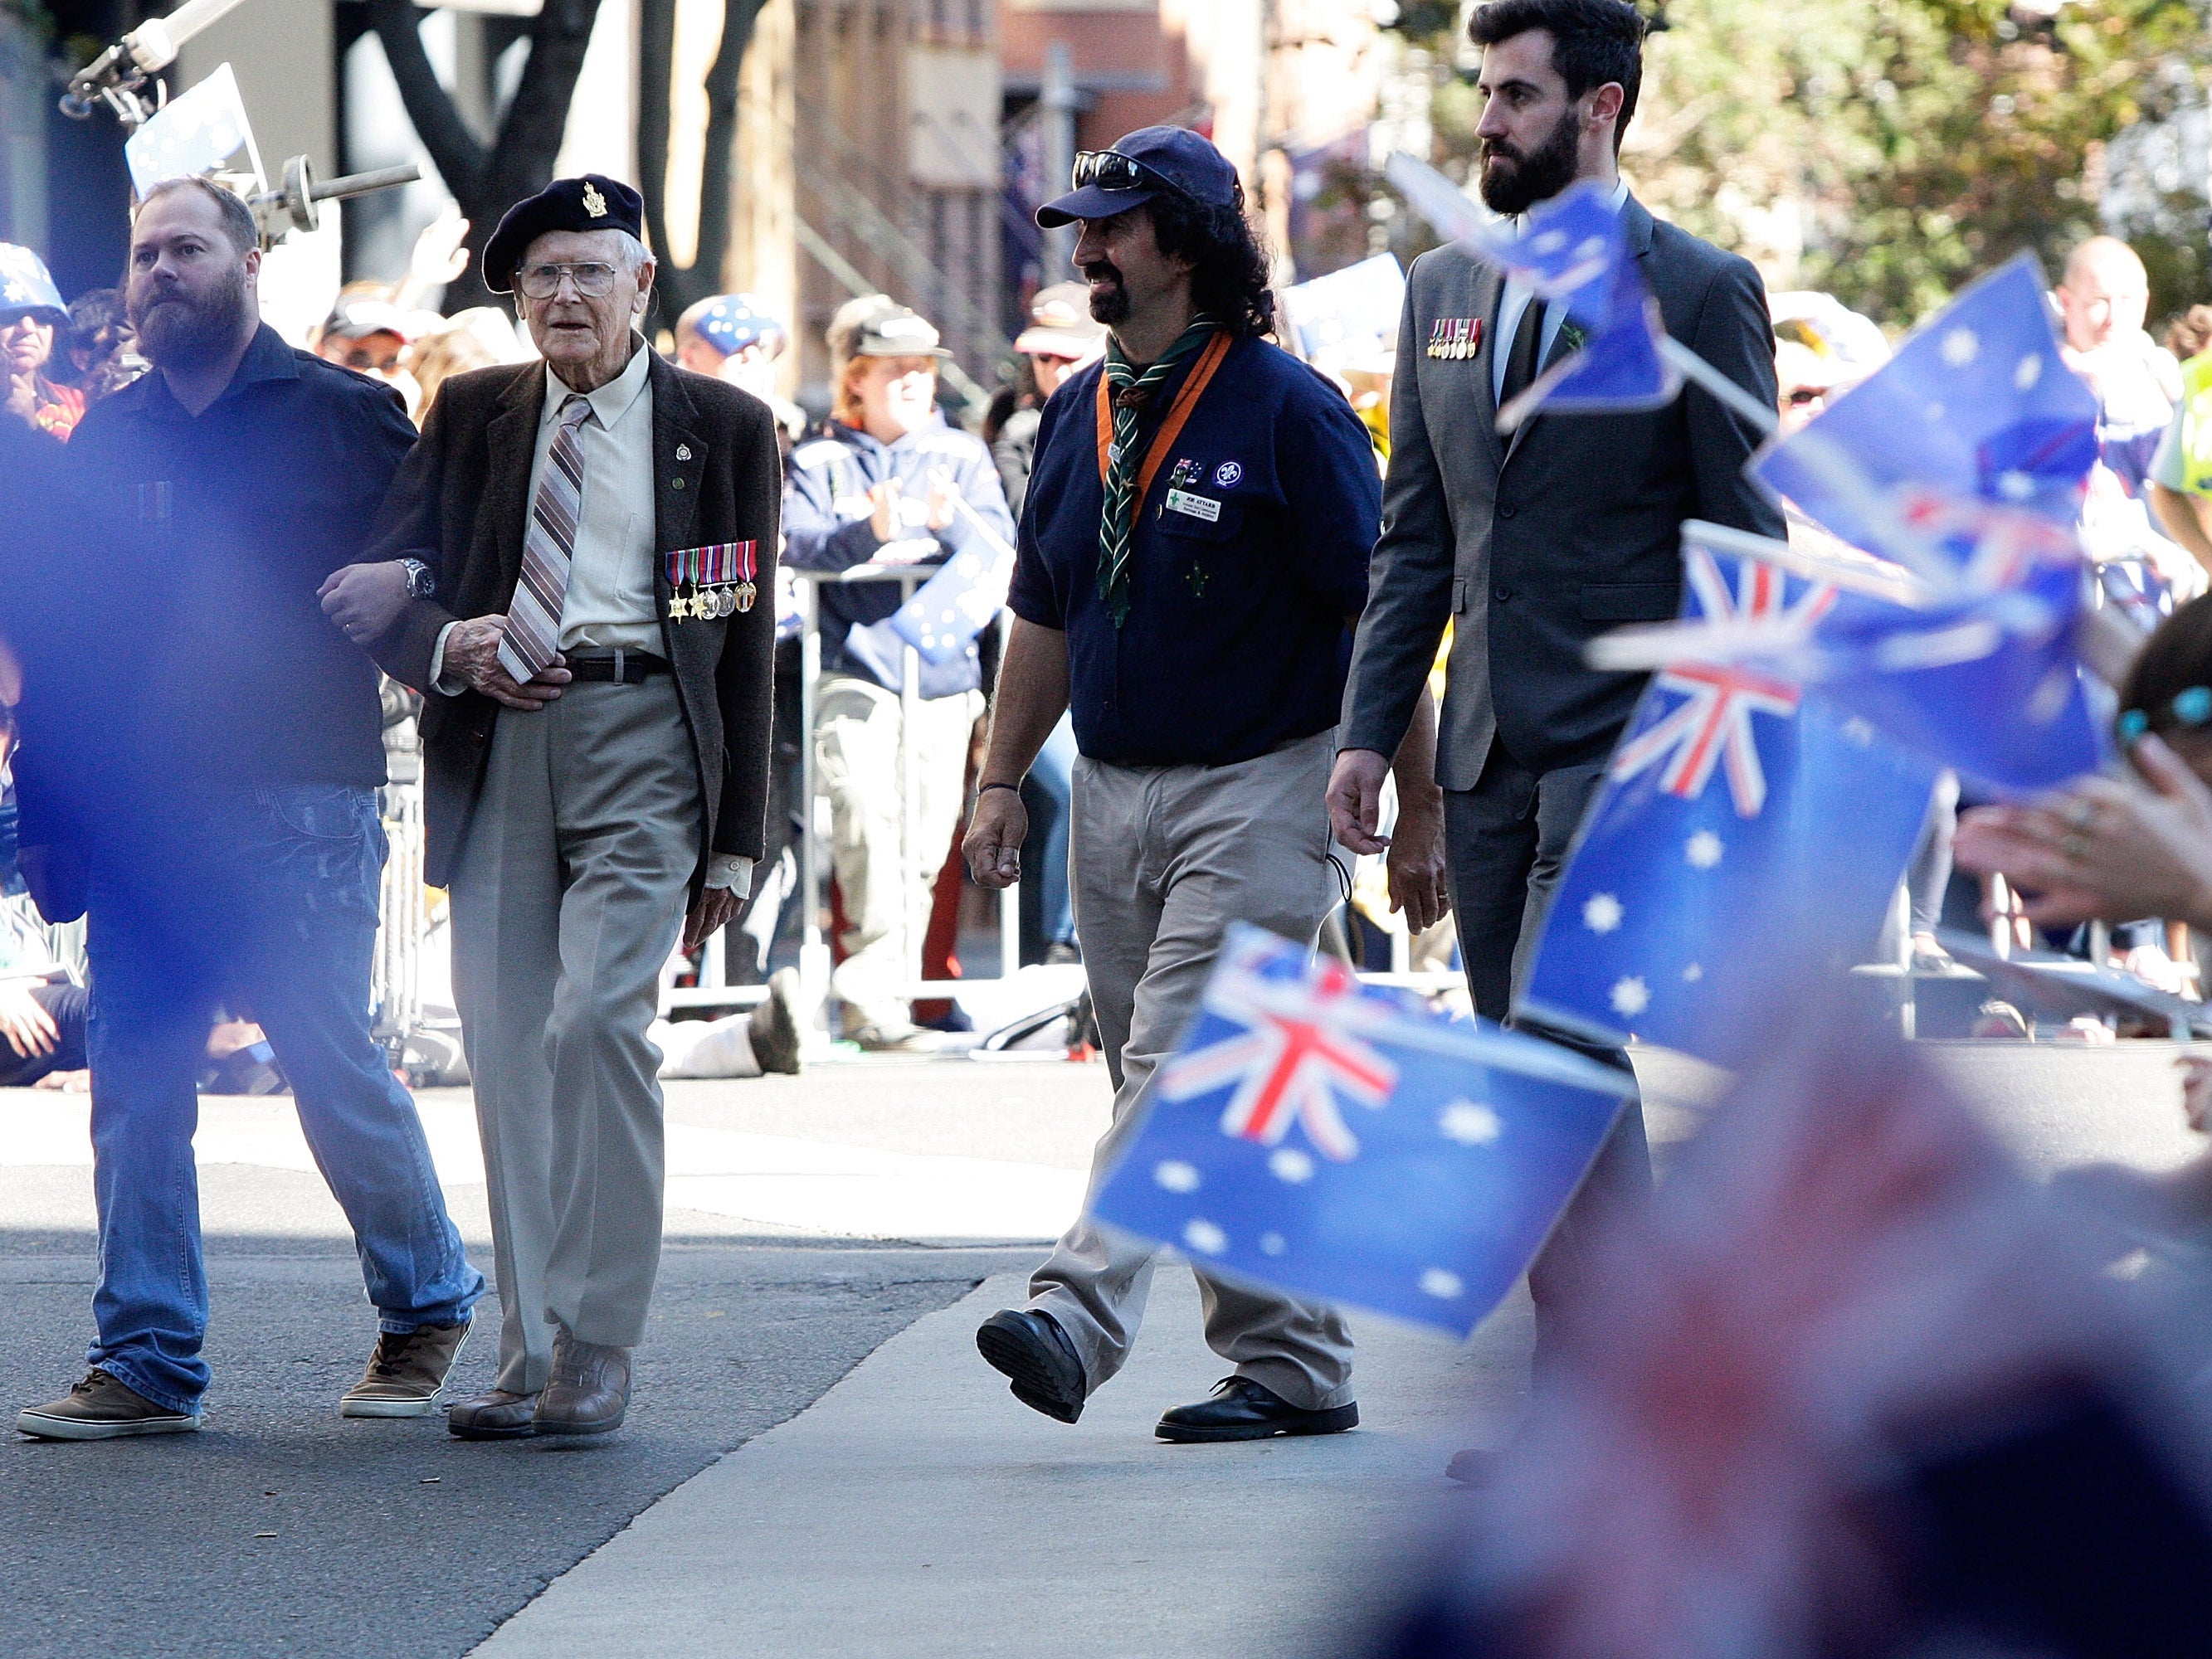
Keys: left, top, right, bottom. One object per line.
{"left": 1493, "top": 173, "right": 1633, "bottom": 405}
{"left": 431, "top": 341, "right": 751, "bottom": 895}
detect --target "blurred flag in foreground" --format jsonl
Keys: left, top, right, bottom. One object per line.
{"left": 124, "top": 64, "right": 260, "bottom": 195}
{"left": 1383, "top": 154, "right": 1676, "bottom": 427}
{"left": 1523, "top": 547, "right": 1937, "bottom": 1063}
{"left": 1755, "top": 254, "right": 2099, "bottom": 552}
{"left": 1381, "top": 1014, "right": 2212, "bottom": 1659}
{"left": 1091, "top": 927, "right": 1633, "bottom": 1337}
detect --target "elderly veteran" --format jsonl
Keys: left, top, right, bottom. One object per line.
{"left": 320, "top": 175, "right": 780, "bottom": 1440}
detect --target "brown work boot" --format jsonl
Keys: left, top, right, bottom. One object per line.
{"left": 17, "top": 1368, "right": 202, "bottom": 1441}
{"left": 532, "top": 1331, "right": 633, "bottom": 1438}
{"left": 339, "top": 1318, "right": 473, "bottom": 1418}
{"left": 447, "top": 1388, "right": 539, "bottom": 1441}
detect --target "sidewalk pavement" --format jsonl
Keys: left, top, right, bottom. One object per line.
{"left": 471, "top": 1267, "right": 1508, "bottom": 1659}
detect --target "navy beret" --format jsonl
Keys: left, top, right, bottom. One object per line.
{"left": 482, "top": 174, "right": 646, "bottom": 294}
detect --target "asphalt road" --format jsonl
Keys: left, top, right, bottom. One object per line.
{"left": 2, "top": 1040, "right": 2200, "bottom": 1658}
{"left": 0, "top": 1156, "right": 1032, "bottom": 1659}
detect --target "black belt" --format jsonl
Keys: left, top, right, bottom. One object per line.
{"left": 566, "top": 651, "right": 670, "bottom": 684}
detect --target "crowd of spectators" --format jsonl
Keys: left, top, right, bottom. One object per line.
{"left": 9, "top": 184, "right": 2212, "bottom": 1064}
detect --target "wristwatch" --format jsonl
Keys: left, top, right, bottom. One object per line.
{"left": 399, "top": 557, "right": 435, "bottom": 600}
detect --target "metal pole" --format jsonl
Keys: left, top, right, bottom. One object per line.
{"left": 798, "top": 578, "right": 829, "bottom": 1010}
{"left": 1040, "top": 42, "right": 1079, "bottom": 282}
{"left": 900, "top": 576, "right": 923, "bottom": 1008}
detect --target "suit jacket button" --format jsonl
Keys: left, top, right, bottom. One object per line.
{"left": 1493, "top": 586, "right": 1512, "bottom": 602}
{"left": 1498, "top": 502, "right": 1517, "bottom": 518}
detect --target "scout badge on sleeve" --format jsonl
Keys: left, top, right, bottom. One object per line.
{"left": 665, "top": 542, "right": 760, "bottom": 620}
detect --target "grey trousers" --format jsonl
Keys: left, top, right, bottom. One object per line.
{"left": 1027, "top": 731, "right": 1357, "bottom": 1412}
{"left": 449, "top": 678, "right": 702, "bottom": 1394}
{"left": 1444, "top": 742, "right": 1650, "bottom": 1363}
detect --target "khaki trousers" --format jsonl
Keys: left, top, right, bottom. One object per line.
{"left": 449, "top": 678, "right": 701, "bottom": 1394}
{"left": 814, "top": 676, "right": 982, "bottom": 1034}
{"left": 1029, "top": 730, "right": 1357, "bottom": 1412}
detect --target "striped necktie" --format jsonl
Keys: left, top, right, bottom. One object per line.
{"left": 1097, "top": 315, "right": 1217, "bottom": 627}
{"left": 499, "top": 392, "right": 595, "bottom": 684}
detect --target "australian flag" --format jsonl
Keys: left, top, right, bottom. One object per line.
{"left": 1521, "top": 547, "right": 1939, "bottom": 1066}
{"left": 124, "top": 64, "right": 258, "bottom": 195}
{"left": 1749, "top": 255, "right": 2107, "bottom": 791}
{"left": 1383, "top": 154, "right": 1676, "bottom": 426}
{"left": 1090, "top": 926, "right": 1634, "bottom": 1338}
{"left": 1755, "top": 255, "right": 2099, "bottom": 552}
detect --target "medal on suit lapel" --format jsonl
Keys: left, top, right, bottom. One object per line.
{"left": 732, "top": 539, "right": 758, "bottom": 613}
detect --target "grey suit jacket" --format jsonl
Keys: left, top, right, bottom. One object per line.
{"left": 1342, "top": 194, "right": 1786, "bottom": 789}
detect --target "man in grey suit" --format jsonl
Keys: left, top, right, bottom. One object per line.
{"left": 1328, "top": 0, "right": 1784, "bottom": 1416}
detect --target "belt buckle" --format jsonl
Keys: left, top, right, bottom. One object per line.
{"left": 613, "top": 648, "right": 626, "bottom": 683}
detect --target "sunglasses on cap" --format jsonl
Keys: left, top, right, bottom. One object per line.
{"left": 2118, "top": 685, "right": 2212, "bottom": 745}
{"left": 1070, "top": 150, "right": 1242, "bottom": 210}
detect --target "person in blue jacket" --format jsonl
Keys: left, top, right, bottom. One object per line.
{"left": 783, "top": 298, "right": 1016, "bottom": 1047}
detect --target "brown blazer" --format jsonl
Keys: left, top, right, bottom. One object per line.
{"left": 363, "top": 353, "right": 782, "bottom": 892}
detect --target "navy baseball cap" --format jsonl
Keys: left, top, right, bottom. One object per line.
{"left": 1035, "top": 126, "right": 1243, "bottom": 228}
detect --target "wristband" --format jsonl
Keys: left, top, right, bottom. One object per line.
{"left": 977, "top": 781, "right": 1024, "bottom": 795}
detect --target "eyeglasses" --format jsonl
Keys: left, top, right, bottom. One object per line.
{"left": 518, "top": 261, "right": 620, "bottom": 299}
{"left": 1069, "top": 150, "right": 1240, "bottom": 210}
{"left": 2118, "top": 685, "right": 2212, "bottom": 744}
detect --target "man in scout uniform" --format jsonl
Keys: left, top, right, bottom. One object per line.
{"left": 961, "top": 126, "right": 1447, "bottom": 1441}
{"left": 323, "top": 175, "right": 781, "bottom": 1439}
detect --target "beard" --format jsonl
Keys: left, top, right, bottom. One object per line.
{"left": 1083, "top": 262, "right": 1132, "bottom": 327}
{"left": 1478, "top": 108, "right": 1582, "bottom": 216}
{"left": 129, "top": 263, "right": 251, "bottom": 367}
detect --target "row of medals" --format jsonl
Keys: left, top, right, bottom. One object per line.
{"left": 673, "top": 581, "right": 755, "bottom": 620}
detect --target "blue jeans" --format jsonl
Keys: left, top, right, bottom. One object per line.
{"left": 84, "top": 786, "right": 482, "bottom": 1413}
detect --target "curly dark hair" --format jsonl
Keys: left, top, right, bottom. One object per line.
{"left": 1145, "top": 189, "right": 1274, "bottom": 338}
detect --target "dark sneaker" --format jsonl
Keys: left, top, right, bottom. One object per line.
{"left": 17, "top": 1369, "right": 201, "bottom": 1441}
{"left": 339, "top": 1318, "right": 472, "bottom": 1418}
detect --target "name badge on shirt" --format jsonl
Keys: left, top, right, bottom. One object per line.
{"left": 1163, "top": 488, "right": 1221, "bottom": 524}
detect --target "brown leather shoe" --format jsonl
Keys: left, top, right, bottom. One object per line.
{"left": 446, "top": 1388, "right": 538, "bottom": 1441}
{"left": 533, "top": 1333, "right": 632, "bottom": 1438}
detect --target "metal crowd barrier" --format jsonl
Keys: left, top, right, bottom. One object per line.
{"left": 371, "top": 776, "right": 426, "bottom": 1060}
{"left": 661, "top": 566, "right": 1019, "bottom": 1017}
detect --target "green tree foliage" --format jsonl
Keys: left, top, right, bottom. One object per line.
{"left": 1398, "top": 0, "right": 2210, "bottom": 328}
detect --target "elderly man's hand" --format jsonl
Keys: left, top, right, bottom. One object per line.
{"left": 684, "top": 886, "right": 742, "bottom": 954}
{"left": 319, "top": 561, "right": 414, "bottom": 646}
{"left": 443, "top": 615, "right": 572, "bottom": 711}
{"left": 1953, "top": 735, "right": 2212, "bottom": 930}
{"left": 0, "top": 981, "right": 58, "bottom": 1060}
{"left": 1327, "top": 749, "right": 1393, "bottom": 855}
{"left": 963, "top": 788, "right": 1028, "bottom": 890}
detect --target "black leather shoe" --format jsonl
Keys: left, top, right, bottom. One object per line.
{"left": 1155, "top": 1376, "right": 1358, "bottom": 1443}
{"left": 532, "top": 1334, "right": 632, "bottom": 1438}
{"left": 447, "top": 1388, "right": 538, "bottom": 1440}
{"left": 976, "top": 1307, "right": 1087, "bottom": 1423}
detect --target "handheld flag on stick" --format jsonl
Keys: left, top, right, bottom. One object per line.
{"left": 1523, "top": 546, "right": 1938, "bottom": 1065}
{"left": 1384, "top": 153, "right": 1746, "bottom": 431}
{"left": 1091, "top": 926, "right": 1635, "bottom": 1338}
{"left": 123, "top": 63, "right": 261, "bottom": 194}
